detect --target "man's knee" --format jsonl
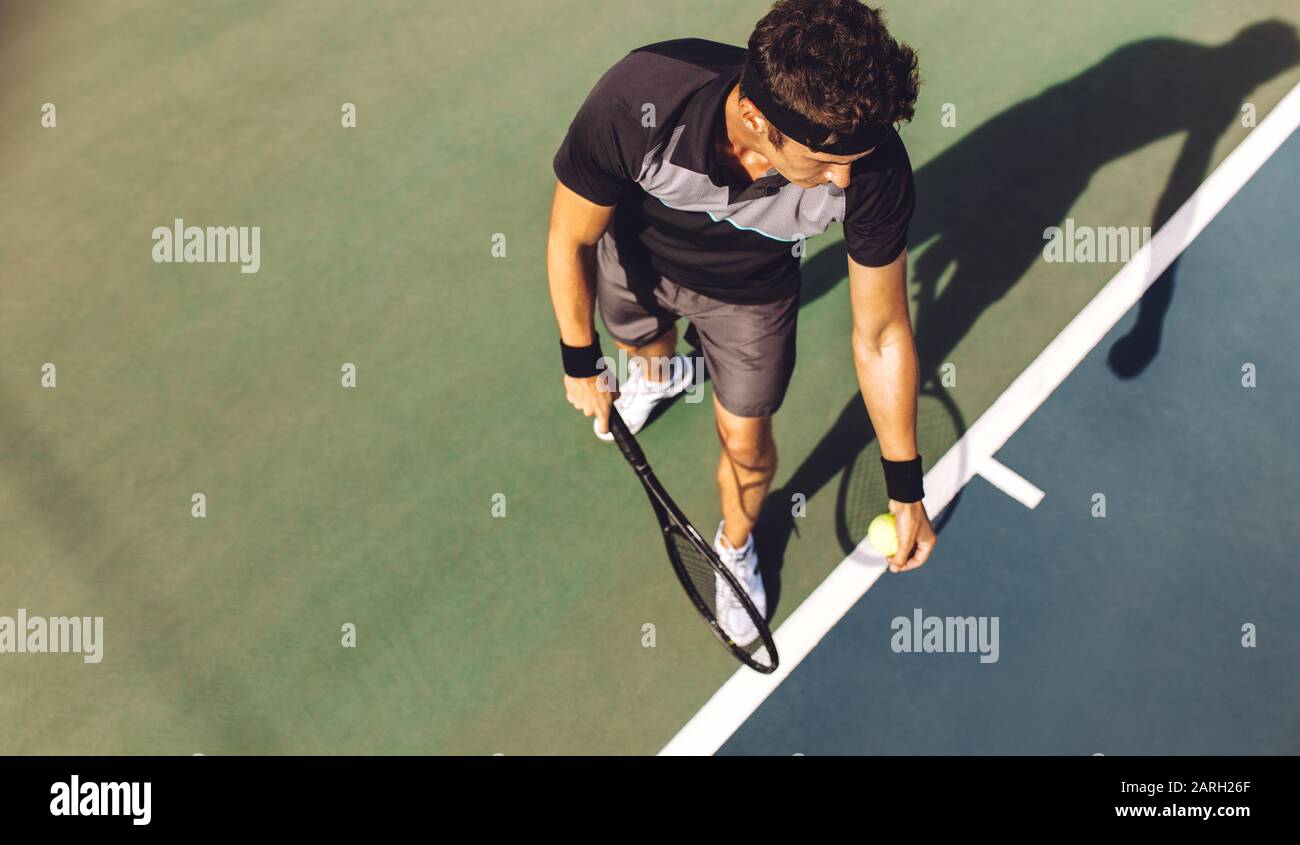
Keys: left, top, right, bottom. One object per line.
{"left": 715, "top": 414, "right": 774, "bottom": 472}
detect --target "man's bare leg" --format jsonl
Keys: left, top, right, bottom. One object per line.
{"left": 615, "top": 324, "right": 677, "bottom": 385}
{"left": 713, "top": 396, "right": 777, "bottom": 547}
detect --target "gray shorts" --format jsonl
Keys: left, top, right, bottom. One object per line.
{"left": 595, "top": 233, "right": 798, "bottom": 418}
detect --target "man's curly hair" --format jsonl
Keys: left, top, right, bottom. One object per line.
{"left": 741, "top": 0, "right": 920, "bottom": 148}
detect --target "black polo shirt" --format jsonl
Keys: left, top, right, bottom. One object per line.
{"left": 554, "top": 38, "right": 915, "bottom": 304}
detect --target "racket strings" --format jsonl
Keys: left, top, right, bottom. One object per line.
{"left": 665, "top": 529, "right": 774, "bottom": 667}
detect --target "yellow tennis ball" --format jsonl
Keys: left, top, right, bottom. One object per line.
{"left": 866, "top": 513, "right": 898, "bottom": 556}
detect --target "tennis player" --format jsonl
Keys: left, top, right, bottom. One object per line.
{"left": 547, "top": 0, "right": 936, "bottom": 616}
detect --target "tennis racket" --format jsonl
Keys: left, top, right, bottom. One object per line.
{"left": 835, "top": 382, "right": 967, "bottom": 555}
{"left": 606, "top": 407, "right": 778, "bottom": 674}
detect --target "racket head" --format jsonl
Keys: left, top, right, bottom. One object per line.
{"left": 658, "top": 516, "right": 778, "bottom": 674}
{"left": 608, "top": 408, "right": 778, "bottom": 673}
{"left": 835, "top": 383, "right": 966, "bottom": 553}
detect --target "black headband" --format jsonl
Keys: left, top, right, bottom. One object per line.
{"left": 741, "top": 52, "right": 891, "bottom": 155}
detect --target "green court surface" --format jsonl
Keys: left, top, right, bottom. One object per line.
{"left": 2, "top": 1, "right": 1297, "bottom": 754}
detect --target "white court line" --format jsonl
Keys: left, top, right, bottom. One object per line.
{"left": 659, "top": 80, "right": 1300, "bottom": 757}
{"left": 977, "top": 457, "right": 1045, "bottom": 509}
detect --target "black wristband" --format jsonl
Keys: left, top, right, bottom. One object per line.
{"left": 560, "top": 338, "right": 604, "bottom": 378}
{"left": 881, "top": 455, "right": 924, "bottom": 503}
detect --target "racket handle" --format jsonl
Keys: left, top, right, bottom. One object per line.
{"left": 607, "top": 407, "right": 648, "bottom": 471}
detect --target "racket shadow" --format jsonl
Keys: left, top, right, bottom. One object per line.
{"left": 754, "top": 380, "right": 968, "bottom": 611}
{"left": 833, "top": 383, "right": 968, "bottom": 552}
{"left": 753, "top": 391, "right": 868, "bottom": 614}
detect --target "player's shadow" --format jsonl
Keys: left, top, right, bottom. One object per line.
{"left": 756, "top": 21, "right": 1300, "bottom": 611}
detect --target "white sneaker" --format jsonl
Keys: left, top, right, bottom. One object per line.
{"left": 713, "top": 522, "right": 767, "bottom": 646}
{"left": 595, "top": 354, "right": 694, "bottom": 441}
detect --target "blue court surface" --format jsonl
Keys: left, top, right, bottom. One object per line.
{"left": 719, "top": 130, "right": 1300, "bottom": 756}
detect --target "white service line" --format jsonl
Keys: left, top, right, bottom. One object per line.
{"left": 977, "top": 457, "right": 1045, "bottom": 509}
{"left": 659, "top": 80, "right": 1300, "bottom": 757}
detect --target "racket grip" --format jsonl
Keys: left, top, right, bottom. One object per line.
{"left": 607, "top": 407, "right": 648, "bottom": 471}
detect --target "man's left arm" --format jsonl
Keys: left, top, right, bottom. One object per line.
{"left": 848, "top": 248, "right": 936, "bottom": 572}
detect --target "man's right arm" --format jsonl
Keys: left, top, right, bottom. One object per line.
{"left": 546, "top": 179, "right": 617, "bottom": 431}
{"left": 547, "top": 180, "right": 613, "bottom": 346}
